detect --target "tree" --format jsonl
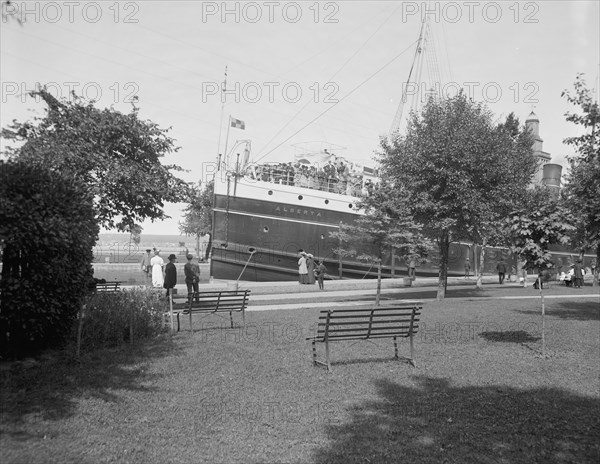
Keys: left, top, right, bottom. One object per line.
{"left": 505, "top": 191, "right": 575, "bottom": 357}
{"left": 561, "top": 74, "right": 600, "bottom": 286}
{"left": 379, "top": 93, "right": 537, "bottom": 300}
{"left": 469, "top": 113, "right": 537, "bottom": 289}
{"left": 179, "top": 180, "right": 214, "bottom": 261}
{"left": 330, "top": 180, "right": 431, "bottom": 305}
{"left": 0, "top": 161, "right": 98, "bottom": 357}
{"left": 1, "top": 89, "right": 190, "bottom": 232}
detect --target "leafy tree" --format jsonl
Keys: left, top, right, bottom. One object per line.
{"left": 0, "top": 161, "right": 98, "bottom": 357}
{"left": 505, "top": 191, "right": 574, "bottom": 357}
{"left": 1, "top": 89, "right": 190, "bottom": 232}
{"left": 379, "top": 93, "right": 537, "bottom": 299}
{"left": 330, "top": 180, "right": 431, "bottom": 305}
{"left": 561, "top": 74, "right": 600, "bottom": 286}
{"left": 179, "top": 180, "right": 214, "bottom": 261}
{"left": 469, "top": 113, "right": 537, "bottom": 288}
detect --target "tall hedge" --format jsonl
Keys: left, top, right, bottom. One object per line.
{"left": 0, "top": 161, "right": 99, "bottom": 357}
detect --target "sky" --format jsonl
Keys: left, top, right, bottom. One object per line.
{"left": 1, "top": 0, "right": 599, "bottom": 235}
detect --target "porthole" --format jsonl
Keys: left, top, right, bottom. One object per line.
{"left": 263, "top": 226, "right": 269, "bottom": 232}
{"left": 298, "top": 195, "right": 303, "bottom": 200}
{"left": 348, "top": 204, "right": 353, "bottom": 209}
{"left": 268, "top": 190, "right": 273, "bottom": 195}
{"left": 324, "top": 199, "right": 329, "bottom": 204}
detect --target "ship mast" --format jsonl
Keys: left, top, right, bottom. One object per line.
{"left": 216, "top": 66, "right": 227, "bottom": 171}
{"left": 388, "top": 14, "right": 442, "bottom": 139}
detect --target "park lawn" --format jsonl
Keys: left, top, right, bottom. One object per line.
{"left": 1, "top": 292, "right": 599, "bottom": 464}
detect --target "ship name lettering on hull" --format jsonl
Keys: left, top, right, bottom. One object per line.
{"left": 274, "top": 206, "right": 322, "bottom": 218}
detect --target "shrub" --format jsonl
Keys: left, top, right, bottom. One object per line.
{"left": 0, "top": 161, "right": 98, "bottom": 358}
{"left": 76, "top": 288, "right": 169, "bottom": 351}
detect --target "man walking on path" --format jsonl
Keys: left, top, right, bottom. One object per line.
{"left": 140, "top": 249, "right": 152, "bottom": 283}
{"left": 315, "top": 260, "right": 327, "bottom": 290}
{"left": 184, "top": 254, "right": 200, "bottom": 297}
{"left": 464, "top": 258, "right": 471, "bottom": 279}
{"left": 163, "top": 254, "right": 178, "bottom": 298}
{"left": 496, "top": 261, "right": 507, "bottom": 284}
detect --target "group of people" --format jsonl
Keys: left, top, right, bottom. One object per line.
{"left": 140, "top": 249, "right": 201, "bottom": 297}
{"left": 247, "top": 160, "right": 374, "bottom": 197}
{"left": 297, "top": 251, "right": 327, "bottom": 290}
{"left": 559, "top": 259, "right": 586, "bottom": 288}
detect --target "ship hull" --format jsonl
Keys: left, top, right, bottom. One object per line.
{"left": 209, "top": 173, "right": 515, "bottom": 281}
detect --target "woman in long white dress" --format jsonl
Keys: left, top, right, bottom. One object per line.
{"left": 150, "top": 250, "right": 164, "bottom": 287}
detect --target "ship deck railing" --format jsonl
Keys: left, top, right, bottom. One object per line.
{"left": 244, "top": 164, "right": 373, "bottom": 197}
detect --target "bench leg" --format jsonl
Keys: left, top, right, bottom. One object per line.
{"left": 177, "top": 313, "right": 181, "bottom": 332}
{"left": 229, "top": 311, "right": 234, "bottom": 329}
{"left": 325, "top": 340, "right": 331, "bottom": 372}
{"left": 393, "top": 336, "right": 399, "bottom": 359}
{"left": 311, "top": 340, "right": 317, "bottom": 366}
{"left": 409, "top": 332, "right": 416, "bottom": 367}
{"left": 189, "top": 310, "right": 193, "bottom": 334}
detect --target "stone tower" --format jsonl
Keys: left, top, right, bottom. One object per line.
{"left": 525, "top": 111, "right": 555, "bottom": 187}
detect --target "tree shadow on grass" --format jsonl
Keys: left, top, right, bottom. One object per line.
{"left": 513, "top": 301, "right": 600, "bottom": 322}
{"left": 0, "top": 335, "right": 179, "bottom": 429}
{"left": 312, "top": 376, "right": 600, "bottom": 464}
{"left": 478, "top": 330, "right": 541, "bottom": 343}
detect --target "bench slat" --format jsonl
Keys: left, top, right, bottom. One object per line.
{"left": 316, "top": 326, "right": 416, "bottom": 336}
{"left": 317, "top": 305, "right": 420, "bottom": 313}
{"left": 318, "top": 316, "right": 420, "bottom": 323}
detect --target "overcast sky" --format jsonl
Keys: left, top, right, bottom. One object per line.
{"left": 2, "top": 1, "right": 599, "bottom": 235}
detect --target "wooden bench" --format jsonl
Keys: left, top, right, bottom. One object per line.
{"left": 95, "top": 281, "right": 121, "bottom": 292}
{"left": 169, "top": 290, "right": 251, "bottom": 332}
{"left": 307, "top": 302, "right": 422, "bottom": 371}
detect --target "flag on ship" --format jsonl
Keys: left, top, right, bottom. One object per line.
{"left": 230, "top": 117, "right": 245, "bottom": 130}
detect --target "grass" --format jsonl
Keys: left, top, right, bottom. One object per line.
{"left": 1, "top": 286, "right": 599, "bottom": 464}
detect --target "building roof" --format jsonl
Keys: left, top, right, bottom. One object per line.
{"left": 526, "top": 111, "right": 539, "bottom": 122}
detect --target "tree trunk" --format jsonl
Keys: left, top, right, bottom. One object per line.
{"left": 437, "top": 231, "right": 450, "bottom": 300}
{"left": 594, "top": 244, "right": 599, "bottom": 287}
{"left": 476, "top": 240, "right": 486, "bottom": 289}
{"left": 195, "top": 234, "right": 200, "bottom": 258}
{"left": 376, "top": 261, "right": 382, "bottom": 306}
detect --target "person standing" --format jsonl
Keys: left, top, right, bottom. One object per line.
{"left": 408, "top": 256, "right": 417, "bottom": 281}
{"left": 184, "top": 254, "right": 200, "bottom": 298}
{"left": 140, "top": 249, "right": 152, "bottom": 283}
{"left": 298, "top": 251, "right": 308, "bottom": 284}
{"left": 306, "top": 253, "right": 316, "bottom": 284}
{"left": 573, "top": 259, "right": 584, "bottom": 288}
{"left": 163, "top": 254, "right": 178, "bottom": 297}
{"left": 150, "top": 250, "right": 165, "bottom": 287}
{"left": 315, "top": 260, "right": 327, "bottom": 290}
{"left": 496, "top": 261, "right": 507, "bottom": 284}
{"left": 464, "top": 258, "right": 471, "bottom": 279}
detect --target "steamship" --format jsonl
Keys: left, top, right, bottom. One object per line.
{"left": 208, "top": 147, "right": 504, "bottom": 282}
